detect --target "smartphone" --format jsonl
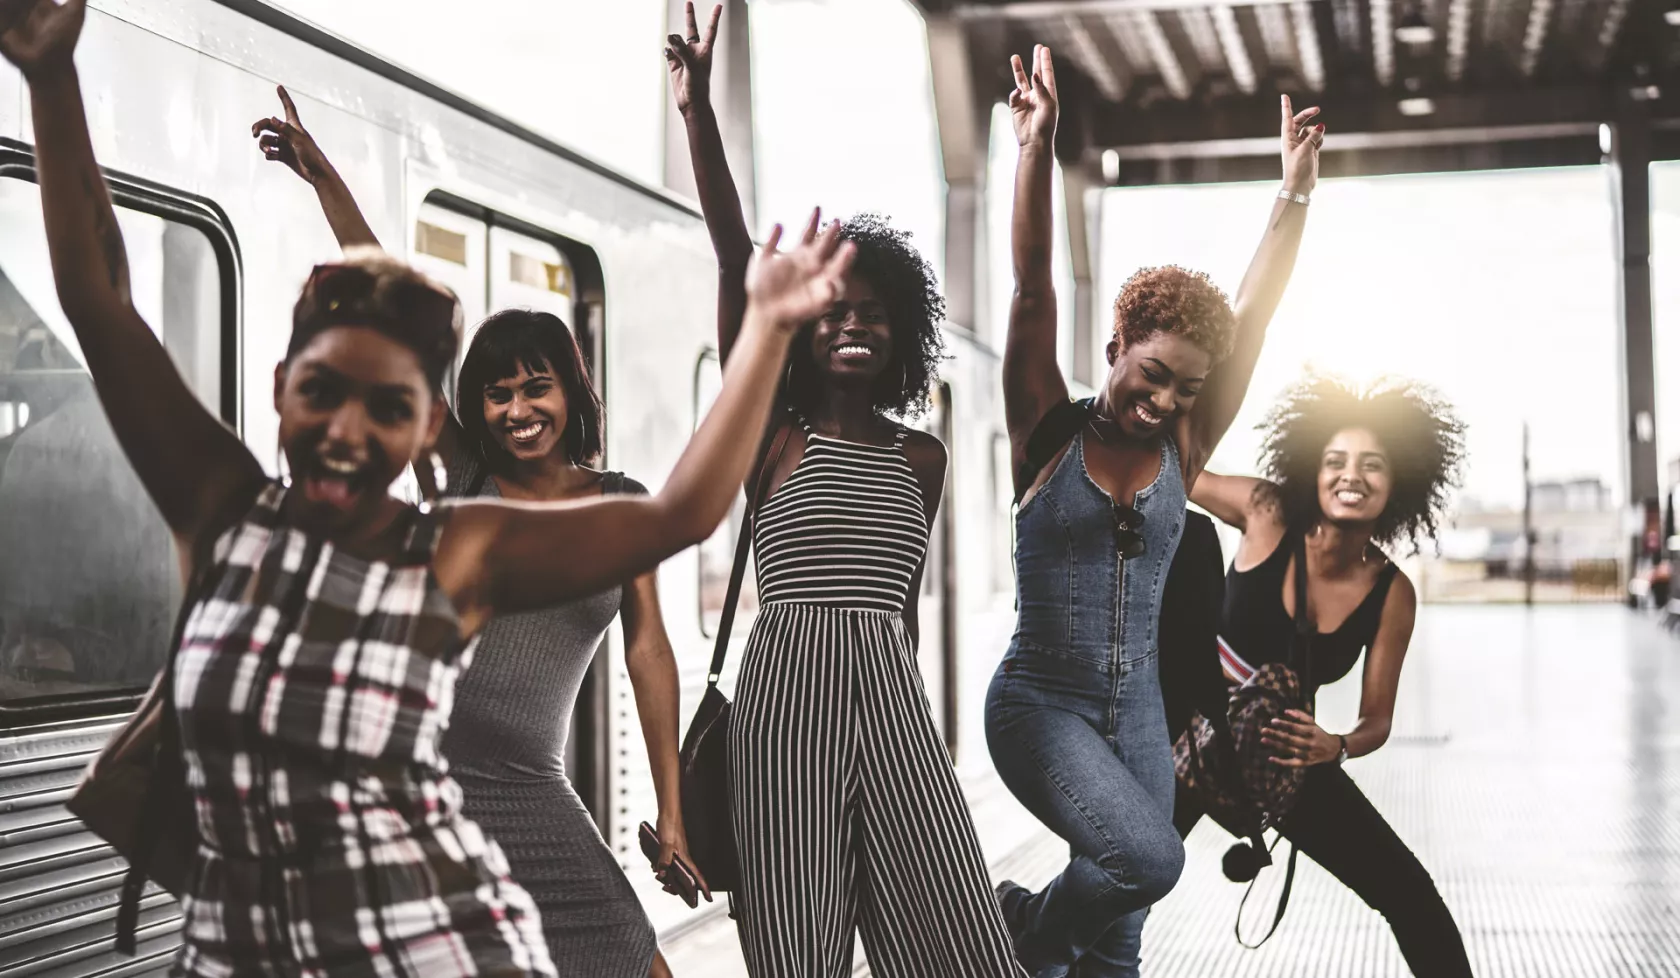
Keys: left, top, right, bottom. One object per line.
{"left": 638, "top": 821, "right": 701, "bottom": 908}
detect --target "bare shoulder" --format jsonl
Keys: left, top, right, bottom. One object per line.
{"left": 900, "top": 427, "right": 948, "bottom": 476}
{"left": 1385, "top": 563, "right": 1419, "bottom": 613}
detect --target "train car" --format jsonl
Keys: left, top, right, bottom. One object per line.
{"left": 0, "top": 1, "right": 1020, "bottom": 974}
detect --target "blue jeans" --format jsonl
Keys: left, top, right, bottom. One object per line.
{"left": 985, "top": 646, "right": 1183, "bottom": 978}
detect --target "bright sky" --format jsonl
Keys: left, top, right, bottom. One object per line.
{"left": 268, "top": 0, "right": 1657, "bottom": 515}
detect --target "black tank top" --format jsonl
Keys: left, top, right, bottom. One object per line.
{"left": 1220, "top": 533, "right": 1399, "bottom": 694}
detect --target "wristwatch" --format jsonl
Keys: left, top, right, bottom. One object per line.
{"left": 1278, "top": 188, "right": 1310, "bottom": 205}
{"left": 1335, "top": 735, "right": 1349, "bottom": 764}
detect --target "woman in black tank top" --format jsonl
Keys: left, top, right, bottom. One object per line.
{"left": 1177, "top": 373, "right": 1475, "bottom": 977}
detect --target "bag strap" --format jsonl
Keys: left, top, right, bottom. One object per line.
{"left": 1014, "top": 398, "right": 1094, "bottom": 505}
{"left": 114, "top": 500, "right": 235, "bottom": 954}
{"left": 1234, "top": 835, "right": 1299, "bottom": 949}
{"left": 1289, "top": 531, "right": 1315, "bottom": 708}
{"left": 707, "top": 421, "right": 795, "bottom": 687}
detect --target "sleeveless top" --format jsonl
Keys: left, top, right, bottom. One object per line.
{"left": 1219, "top": 533, "right": 1400, "bottom": 694}
{"left": 441, "top": 455, "right": 645, "bottom": 780}
{"left": 753, "top": 421, "right": 928, "bottom": 613}
{"left": 173, "top": 483, "right": 551, "bottom": 975}
{"left": 1012, "top": 427, "right": 1186, "bottom": 668}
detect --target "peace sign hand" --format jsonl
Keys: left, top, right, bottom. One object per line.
{"left": 1280, "top": 95, "right": 1324, "bottom": 196}
{"left": 252, "top": 86, "right": 331, "bottom": 186}
{"left": 745, "top": 208, "right": 857, "bottom": 331}
{"left": 665, "top": 2, "right": 722, "bottom": 116}
{"left": 0, "top": 0, "right": 86, "bottom": 81}
{"left": 1008, "top": 44, "right": 1059, "bottom": 149}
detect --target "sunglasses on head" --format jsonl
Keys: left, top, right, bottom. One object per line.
{"left": 1112, "top": 503, "right": 1146, "bottom": 559}
{"left": 306, "top": 263, "right": 458, "bottom": 334}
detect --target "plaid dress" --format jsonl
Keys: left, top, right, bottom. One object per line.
{"left": 171, "top": 484, "right": 555, "bottom": 977}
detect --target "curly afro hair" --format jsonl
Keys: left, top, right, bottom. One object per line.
{"left": 784, "top": 213, "right": 947, "bottom": 419}
{"left": 1257, "top": 372, "right": 1467, "bottom": 553}
{"left": 1112, "top": 266, "right": 1237, "bottom": 363}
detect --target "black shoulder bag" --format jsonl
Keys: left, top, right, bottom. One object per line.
{"left": 677, "top": 422, "right": 793, "bottom": 893}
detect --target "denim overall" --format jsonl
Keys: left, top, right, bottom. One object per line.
{"left": 985, "top": 431, "right": 1187, "bottom": 978}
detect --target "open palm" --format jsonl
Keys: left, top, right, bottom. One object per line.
{"left": 0, "top": 0, "right": 86, "bottom": 79}
{"left": 1009, "top": 45, "right": 1058, "bottom": 148}
{"left": 745, "top": 209, "right": 856, "bottom": 328}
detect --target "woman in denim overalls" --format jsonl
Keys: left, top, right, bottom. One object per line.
{"left": 986, "top": 46, "right": 1324, "bottom": 978}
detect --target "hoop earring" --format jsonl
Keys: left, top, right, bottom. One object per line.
{"left": 426, "top": 451, "right": 447, "bottom": 504}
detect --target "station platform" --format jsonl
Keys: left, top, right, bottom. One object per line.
{"left": 662, "top": 604, "right": 1680, "bottom": 977}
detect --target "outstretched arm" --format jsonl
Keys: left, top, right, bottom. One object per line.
{"left": 1182, "top": 96, "right": 1323, "bottom": 484}
{"left": 667, "top": 2, "right": 754, "bottom": 362}
{"left": 437, "top": 213, "right": 856, "bottom": 630}
{"left": 1190, "top": 470, "right": 1287, "bottom": 570}
{"left": 3, "top": 0, "right": 264, "bottom": 561}
{"left": 253, "top": 85, "right": 379, "bottom": 250}
{"left": 1002, "top": 45, "right": 1070, "bottom": 476}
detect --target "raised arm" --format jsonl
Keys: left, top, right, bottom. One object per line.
{"left": 2, "top": 0, "right": 264, "bottom": 558}
{"left": 666, "top": 2, "right": 754, "bottom": 361}
{"left": 253, "top": 86, "right": 380, "bottom": 250}
{"left": 1182, "top": 96, "right": 1322, "bottom": 482}
{"left": 1002, "top": 45, "right": 1070, "bottom": 452}
{"left": 1190, "top": 470, "right": 1286, "bottom": 570}
{"left": 437, "top": 214, "right": 855, "bottom": 630}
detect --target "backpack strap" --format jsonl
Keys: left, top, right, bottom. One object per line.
{"left": 1015, "top": 398, "right": 1094, "bottom": 505}
{"left": 1289, "top": 530, "right": 1316, "bottom": 708}
{"left": 1235, "top": 835, "right": 1299, "bottom": 949}
{"left": 706, "top": 421, "right": 795, "bottom": 686}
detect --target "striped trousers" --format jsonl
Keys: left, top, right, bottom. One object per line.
{"left": 729, "top": 603, "right": 1025, "bottom": 978}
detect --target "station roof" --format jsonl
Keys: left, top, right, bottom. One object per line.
{"left": 911, "top": 0, "right": 1680, "bottom": 182}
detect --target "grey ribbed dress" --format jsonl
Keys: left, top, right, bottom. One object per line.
{"left": 442, "top": 455, "right": 658, "bottom": 977}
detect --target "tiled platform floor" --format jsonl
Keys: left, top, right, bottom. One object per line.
{"left": 666, "top": 606, "right": 1680, "bottom": 977}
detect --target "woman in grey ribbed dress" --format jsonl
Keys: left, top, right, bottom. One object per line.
{"left": 437, "top": 310, "right": 698, "bottom": 978}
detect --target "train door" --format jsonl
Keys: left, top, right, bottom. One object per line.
{"left": 917, "top": 383, "right": 959, "bottom": 758}
{"left": 406, "top": 195, "right": 610, "bottom": 827}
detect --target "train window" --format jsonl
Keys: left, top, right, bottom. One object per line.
{"left": 695, "top": 351, "right": 758, "bottom": 636}
{"left": 0, "top": 175, "right": 228, "bottom": 712}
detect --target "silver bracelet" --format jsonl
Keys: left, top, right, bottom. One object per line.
{"left": 1278, "top": 188, "right": 1310, "bottom": 206}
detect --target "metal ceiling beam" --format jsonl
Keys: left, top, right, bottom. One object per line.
{"left": 952, "top": 0, "right": 1296, "bottom": 16}
{"left": 1520, "top": 0, "right": 1557, "bottom": 76}
{"left": 1106, "top": 135, "right": 1611, "bottom": 184}
{"left": 1061, "top": 13, "right": 1132, "bottom": 100}
{"left": 1135, "top": 11, "right": 1197, "bottom": 98}
{"left": 1444, "top": 0, "right": 1474, "bottom": 81}
{"left": 1210, "top": 5, "right": 1260, "bottom": 92}
{"left": 1090, "top": 85, "right": 1648, "bottom": 146}
{"left": 1369, "top": 0, "right": 1397, "bottom": 85}
{"left": 1290, "top": 0, "right": 1326, "bottom": 90}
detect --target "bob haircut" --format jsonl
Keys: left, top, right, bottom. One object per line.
{"left": 455, "top": 309, "right": 604, "bottom": 469}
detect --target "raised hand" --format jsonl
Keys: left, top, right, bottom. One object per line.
{"left": 1280, "top": 95, "right": 1324, "bottom": 196}
{"left": 744, "top": 208, "right": 856, "bottom": 329}
{"left": 665, "top": 1, "right": 722, "bottom": 116}
{"left": 0, "top": 0, "right": 86, "bottom": 80}
{"left": 253, "top": 86, "right": 332, "bottom": 186}
{"left": 1008, "top": 44, "right": 1058, "bottom": 149}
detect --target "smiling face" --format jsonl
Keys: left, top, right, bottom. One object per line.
{"left": 806, "top": 270, "right": 895, "bottom": 389}
{"left": 481, "top": 360, "right": 568, "bottom": 463}
{"left": 1101, "top": 332, "right": 1213, "bottom": 439}
{"left": 1317, "top": 427, "right": 1393, "bottom": 525}
{"left": 273, "top": 325, "right": 443, "bottom": 534}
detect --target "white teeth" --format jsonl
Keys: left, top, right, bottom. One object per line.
{"left": 1336, "top": 490, "right": 1365, "bottom": 504}
{"left": 1133, "top": 403, "right": 1162, "bottom": 425}
{"left": 510, "top": 423, "right": 544, "bottom": 442}
{"left": 836, "top": 345, "right": 871, "bottom": 357}
{"left": 321, "top": 458, "right": 357, "bottom": 475}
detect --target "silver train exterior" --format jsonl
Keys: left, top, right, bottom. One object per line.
{"left": 0, "top": 1, "right": 1016, "bottom": 973}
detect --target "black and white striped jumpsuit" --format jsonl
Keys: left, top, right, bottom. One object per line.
{"left": 729, "top": 423, "right": 1026, "bottom": 978}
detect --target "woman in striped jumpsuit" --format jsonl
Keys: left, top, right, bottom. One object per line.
{"left": 668, "top": 9, "right": 1023, "bottom": 975}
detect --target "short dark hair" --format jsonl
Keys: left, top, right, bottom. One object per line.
{"left": 289, "top": 247, "right": 461, "bottom": 390}
{"left": 456, "top": 309, "right": 604, "bottom": 468}
{"left": 1257, "top": 372, "right": 1467, "bottom": 552}
{"left": 1112, "top": 265, "right": 1237, "bottom": 363}
{"left": 784, "top": 213, "right": 947, "bottom": 419}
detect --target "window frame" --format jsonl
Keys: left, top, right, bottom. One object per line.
{"left": 0, "top": 142, "right": 243, "bottom": 728}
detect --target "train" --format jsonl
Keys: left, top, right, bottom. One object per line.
{"left": 0, "top": 1, "right": 1028, "bottom": 973}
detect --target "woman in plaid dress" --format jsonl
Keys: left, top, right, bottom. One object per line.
{"left": 1, "top": 5, "right": 857, "bottom": 974}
